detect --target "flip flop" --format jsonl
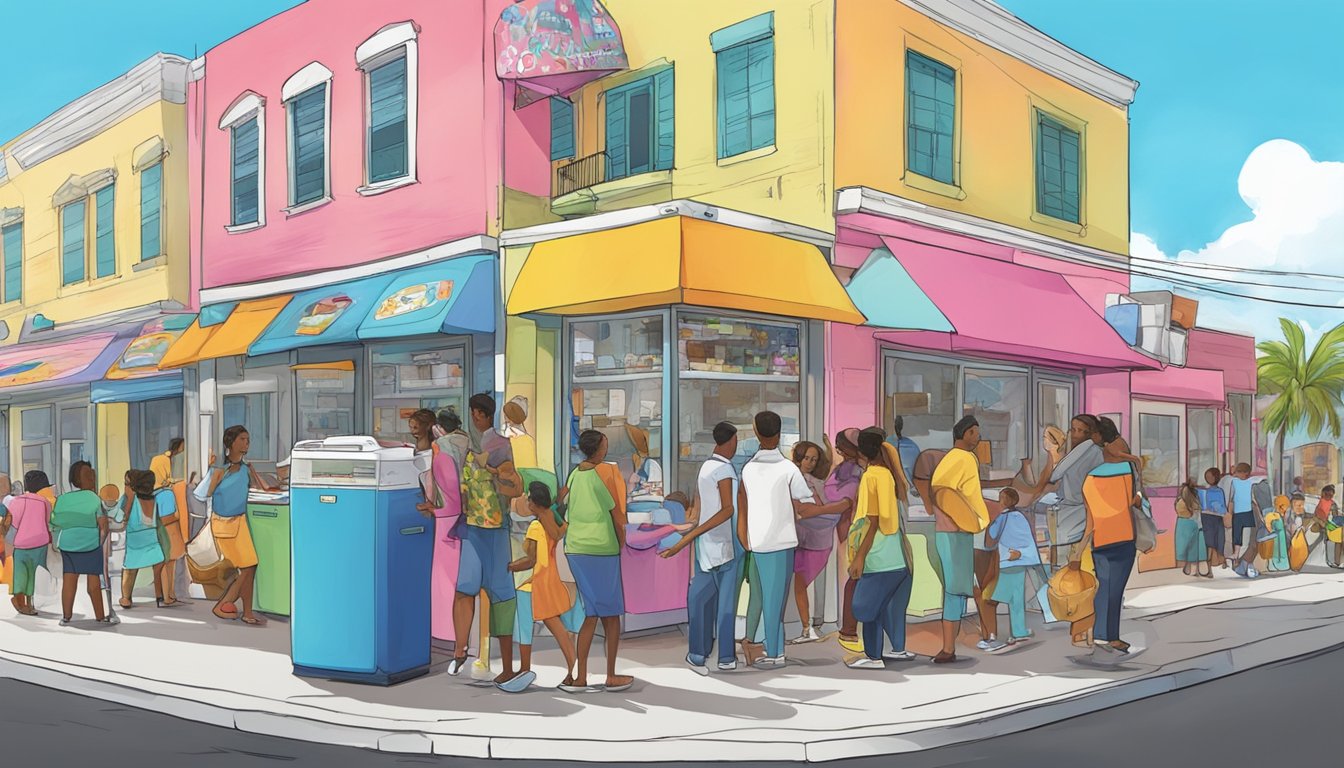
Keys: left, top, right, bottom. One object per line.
{"left": 212, "top": 606, "right": 238, "bottom": 621}
{"left": 495, "top": 670, "right": 536, "bottom": 693}
{"left": 602, "top": 676, "right": 635, "bottom": 693}
{"left": 558, "top": 683, "right": 598, "bottom": 694}
{"left": 240, "top": 615, "right": 267, "bottom": 626}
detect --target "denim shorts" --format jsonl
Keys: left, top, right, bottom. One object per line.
{"left": 456, "top": 524, "right": 516, "bottom": 604}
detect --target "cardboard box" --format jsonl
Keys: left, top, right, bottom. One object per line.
{"left": 1170, "top": 294, "right": 1199, "bottom": 330}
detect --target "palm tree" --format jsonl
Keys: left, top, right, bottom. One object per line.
{"left": 1257, "top": 319, "right": 1344, "bottom": 491}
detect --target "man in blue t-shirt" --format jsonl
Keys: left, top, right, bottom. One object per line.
{"left": 886, "top": 415, "right": 920, "bottom": 486}
{"left": 1228, "top": 463, "right": 1256, "bottom": 562}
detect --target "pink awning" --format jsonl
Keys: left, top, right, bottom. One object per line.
{"left": 1131, "top": 366, "right": 1226, "bottom": 406}
{"left": 0, "top": 333, "right": 127, "bottom": 394}
{"left": 495, "top": 0, "right": 628, "bottom": 104}
{"left": 874, "top": 236, "right": 1161, "bottom": 371}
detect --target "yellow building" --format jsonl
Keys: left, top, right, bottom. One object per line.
{"left": 0, "top": 54, "right": 191, "bottom": 491}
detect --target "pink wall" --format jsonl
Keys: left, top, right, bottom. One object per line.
{"left": 1085, "top": 371, "right": 1131, "bottom": 434}
{"left": 503, "top": 85, "right": 555, "bottom": 199}
{"left": 826, "top": 322, "right": 881, "bottom": 436}
{"left": 1187, "top": 328, "right": 1257, "bottom": 393}
{"left": 194, "top": 0, "right": 513, "bottom": 289}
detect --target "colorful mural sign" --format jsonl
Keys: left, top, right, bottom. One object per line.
{"left": 495, "top": 0, "right": 627, "bottom": 96}
{"left": 296, "top": 294, "right": 354, "bottom": 337}
{"left": 105, "top": 316, "right": 193, "bottom": 379}
{"left": 373, "top": 280, "right": 454, "bottom": 321}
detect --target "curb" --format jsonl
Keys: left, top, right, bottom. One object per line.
{"left": 3, "top": 616, "right": 1341, "bottom": 763}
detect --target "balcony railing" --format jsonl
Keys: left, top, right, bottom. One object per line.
{"left": 553, "top": 151, "right": 608, "bottom": 197}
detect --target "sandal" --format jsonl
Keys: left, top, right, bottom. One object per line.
{"left": 212, "top": 605, "right": 238, "bottom": 621}
{"left": 603, "top": 675, "right": 634, "bottom": 692}
{"left": 157, "top": 598, "right": 182, "bottom": 608}
{"left": 118, "top": 599, "right": 135, "bottom": 609}
{"left": 240, "top": 615, "right": 267, "bottom": 626}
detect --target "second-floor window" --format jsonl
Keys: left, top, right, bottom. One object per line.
{"left": 906, "top": 50, "right": 956, "bottom": 185}
{"left": 140, "top": 162, "right": 163, "bottom": 261}
{"left": 1035, "top": 111, "right": 1082, "bottom": 224}
{"left": 550, "top": 97, "right": 575, "bottom": 161}
{"left": 61, "top": 199, "right": 87, "bottom": 285}
{"left": 605, "top": 70, "right": 674, "bottom": 180}
{"left": 232, "top": 117, "right": 261, "bottom": 225}
{"left": 1, "top": 219, "right": 21, "bottom": 303}
{"left": 713, "top": 13, "right": 775, "bottom": 159}
{"left": 56, "top": 172, "right": 118, "bottom": 286}
{"left": 288, "top": 83, "right": 328, "bottom": 207}
{"left": 94, "top": 184, "right": 116, "bottom": 278}
{"left": 366, "top": 54, "right": 409, "bottom": 183}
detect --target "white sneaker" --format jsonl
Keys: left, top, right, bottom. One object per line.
{"left": 847, "top": 656, "right": 885, "bottom": 669}
{"left": 753, "top": 655, "right": 786, "bottom": 669}
{"left": 882, "top": 651, "right": 917, "bottom": 661}
{"left": 717, "top": 660, "right": 738, "bottom": 672}
{"left": 447, "top": 656, "right": 469, "bottom": 676}
{"left": 685, "top": 654, "right": 709, "bottom": 676}
{"left": 789, "top": 627, "right": 823, "bottom": 645}
{"left": 975, "top": 637, "right": 999, "bottom": 651}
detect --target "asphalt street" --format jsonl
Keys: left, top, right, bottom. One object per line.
{"left": 2, "top": 644, "right": 1338, "bottom": 767}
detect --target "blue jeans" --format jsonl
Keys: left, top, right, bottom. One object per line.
{"left": 1093, "top": 541, "right": 1136, "bottom": 642}
{"left": 852, "top": 568, "right": 912, "bottom": 660}
{"left": 735, "top": 552, "right": 764, "bottom": 644}
{"left": 688, "top": 557, "right": 741, "bottom": 666}
{"left": 994, "top": 566, "right": 1029, "bottom": 639}
{"left": 752, "top": 549, "right": 794, "bottom": 659}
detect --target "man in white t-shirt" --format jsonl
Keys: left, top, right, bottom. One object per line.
{"left": 662, "top": 422, "right": 741, "bottom": 674}
{"left": 737, "top": 411, "right": 822, "bottom": 668}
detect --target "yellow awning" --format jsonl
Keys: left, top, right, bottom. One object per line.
{"left": 506, "top": 216, "right": 865, "bottom": 324}
{"left": 158, "top": 296, "right": 292, "bottom": 369}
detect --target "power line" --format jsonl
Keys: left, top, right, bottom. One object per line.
{"left": 1128, "top": 252, "right": 1344, "bottom": 283}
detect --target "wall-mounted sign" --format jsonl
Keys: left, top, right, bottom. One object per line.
{"left": 374, "top": 281, "right": 453, "bottom": 321}
{"left": 105, "top": 317, "right": 191, "bottom": 380}
{"left": 296, "top": 294, "right": 354, "bottom": 337}
{"left": 495, "top": 0, "right": 627, "bottom": 96}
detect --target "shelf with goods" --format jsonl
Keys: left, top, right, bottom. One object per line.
{"left": 295, "top": 367, "right": 356, "bottom": 443}
{"left": 370, "top": 347, "right": 466, "bottom": 443}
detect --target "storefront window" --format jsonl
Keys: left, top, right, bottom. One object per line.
{"left": 1139, "top": 412, "right": 1181, "bottom": 487}
{"left": 371, "top": 345, "right": 466, "bottom": 444}
{"left": 130, "top": 397, "right": 184, "bottom": 471}
{"left": 963, "top": 368, "right": 1028, "bottom": 480}
{"left": 20, "top": 406, "right": 52, "bottom": 478}
{"left": 883, "top": 357, "right": 958, "bottom": 452}
{"left": 223, "top": 393, "right": 274, "bottom": 463}
{"left": 1228, "top": 393, "right": 1253, "bottom": 467}
{"left": 1187, "top": 408, "right": 1216, "bottom": 480}
{"left": 1037, "top": 381, "right": 1073, "bottom": 453}
{"left": 570, "top": 315, "right": 664, "bottom": 501}
{"left": 296, "top": 368, "right": 356, "bottom": 442}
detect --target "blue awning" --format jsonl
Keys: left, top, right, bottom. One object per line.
{"left": 249, "top": 276, "right": 394, "bottom": 356}
{"left": 845, "top": 247, "right": 953, "bottom": 332}
{"left": 91, "top": 373, "right": 184, "bottom": 403}
{"left": 356, "top": 254, "right": 496, "bottom": 340}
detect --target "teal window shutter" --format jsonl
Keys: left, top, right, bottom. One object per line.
{"left": 140, "top": 163, "right": 163, "bottom": 260}
{"left": 289, "top": 83, "right": 327, "bottom": 205}
{"left": 231, "top": 118, "right": 260, "bottom": 225}
{"left": 605, "top": 85, "right": 628, "bottom": 179}
{"left": 1036, "top": 112, "right": 1082, "bottom": 223}
{"left": 716, "top": 33, "right": 774, "bottom": 159}
{"left": 550, "top": 97, "right": 575, "bottom": 161}
{"left": 62, "top": 200, "right": 87, "bottom": 285}
{"left": 95, "top": 184, "right": 116, "bottom": 277}
{"left": 368, "top": 56, "right": 409, "bottom": 182}
{"left": 654, "top": 68, "right": 675, "bottom": 171}
{"left": 1, "top": 221, "right": 21, "bottom": 303}
{"left": 905, "top": 50, "right": 956, "bottom": 184}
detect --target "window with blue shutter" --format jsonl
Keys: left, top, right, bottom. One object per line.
{"left": 288, "top": 83, "right": 327, "bottom": 206}
{"left": 1036, "top": 112, "right": 1082, "bottom": 224}
{"left": 62, "top": 200, "right": 87, "bottom": 285}
{"left": 140, "top": 163, "right": 162, "bottom": 261}
{"left": 906, "top": 51, "right": 956, "bottom": 185}
{"left": 368, "top": 55, "right": 409, "bottom": 183}
{"left": 550, "top": 97, "right": 575, "bottom": 161}
{"left": 1, "top": 221, "right": 20, "bottom": 303}
{"left": 231, "top": 117, "right": 260, "bottom": 225}
{"left": 94, "top": 184, "right": 116, "bottom": 277}
{"left": 604, "top": 71, "right": 674, "bottom": 180}
{"left": 714, "top": 14, "right": 775, "bottom": 159}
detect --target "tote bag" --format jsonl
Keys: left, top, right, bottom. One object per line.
{"left": 186, "top": 514, "right": 223, "bottom": 569}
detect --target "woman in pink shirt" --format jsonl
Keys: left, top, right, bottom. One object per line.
{"left": 1, "top": 470, "right": 55, "bottom": 615}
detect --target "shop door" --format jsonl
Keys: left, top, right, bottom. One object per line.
{"left": 1035, "top": 377, "right": 1076, "bottom": 470}
{"left": 1133, "top": 400, "right": 1185, "bottom": 572}
{"left": 59, "top": 405, "right": 90, "bottom": 492}
{"left": 19, "top": 406, "right": 54, "bottom": 482}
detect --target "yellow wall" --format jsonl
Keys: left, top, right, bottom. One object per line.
{"left": 556, "top": 0, "right": 836, "bottom": 234}
{"left": 0, "top": 100, "right": 190, "bottom": 337}
{"left": 97, "top": 403, "right": 132, "bottom": 486}
{"left": 835, "top": 1, "right": 1130, "bottom": 256}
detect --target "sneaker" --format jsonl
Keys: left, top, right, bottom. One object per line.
{"left": 975, "top": 637, "right": 999, "bottom": 651}
{"left": 717, "top": 660, "right": 738, "bottom": 672}
{"left": 837, "top": 636, "right": 864, "bottom": 654}
{"left": 59, "top": 617, "right": 72, "bottom": 627}
{"left": 1093, "top": 640, "right": 1127, "bottom": 658}
{"left": 882, "top": 651, "right": 917, "bottom": 662}
{"left": 447, "top": 656, "right": 469, "bottom": 676}
{"left": 98, "top": 615, "right": 120, "bottom": 626}
{"left": 1246, "top": 566, "right": 1259, "bottom": 579}
{"left": 847, "top": 657, "right": 885, "bottom": 669}
{"left": 495, "top": 670, "right": 536, "bottom": 693}
{"left": 685, "top": 654, "right": 710, "bottom": 676}
{"left": 984, "top": 641, "right": 1013, "bottom": 654}
{"left": 753, "top": 655, "right": 786, "bottom": 669}
{"left": 789, "top": 627, "right": 823, "bottom": 645}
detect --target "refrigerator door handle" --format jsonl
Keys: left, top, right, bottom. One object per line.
{"left": 399, "top": 526, "right": 427, "bottom": 536}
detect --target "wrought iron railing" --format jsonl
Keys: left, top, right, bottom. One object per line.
{"left": 553, "top": 151, "right": 608, "bottom": 197}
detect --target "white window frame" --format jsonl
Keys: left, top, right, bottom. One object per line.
{"left": 1132, "top": 399, "right": 1186, "bottom": 489}
{"left": 356, "top": 21, "right": 419, "bottom": 195}
{"left": 281, "top": 62, "right": 334, "bottom": 215}
{"left": 219, "top": 91, "right": 267, "bottom": 233}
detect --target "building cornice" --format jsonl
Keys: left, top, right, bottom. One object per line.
{"left": 899, "top": 0, "right": 1138, "bottom": 107}
{"left": 7, "top": 53, "right": 190, "bottom": 171}
{"left": 836, "top": 186, "right": 1127, "bottom": 271}
{"left": 498, "top": 200, "right": 835, "bottom": 249}
{"left": 198, "top": 235, "right": 499, "bottom": 306}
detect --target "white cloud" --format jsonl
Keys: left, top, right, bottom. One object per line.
{"left": 1131, "top": 139, "right": 1344, "bottom": 345}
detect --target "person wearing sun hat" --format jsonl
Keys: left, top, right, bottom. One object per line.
{"left": 502, "top": 397, "right": 538, "bottom": 470}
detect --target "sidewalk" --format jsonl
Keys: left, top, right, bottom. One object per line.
{"left": 3, "top": 565, "right": 1344, "bottom": 763}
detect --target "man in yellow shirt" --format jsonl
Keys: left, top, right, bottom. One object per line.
{"left": 150, "top": 438, "right": 185, "bottom": 490}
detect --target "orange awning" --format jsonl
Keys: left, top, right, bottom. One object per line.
{"left": 158, "top": 296, "right": 291, "bottom": 369}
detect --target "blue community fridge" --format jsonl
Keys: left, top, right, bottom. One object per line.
{"left": 289, "top": 436, "right": 433, "bottom": 685}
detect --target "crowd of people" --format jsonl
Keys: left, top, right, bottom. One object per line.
{"left": 2, "top": 394, "right": 1335, "bottom": 695}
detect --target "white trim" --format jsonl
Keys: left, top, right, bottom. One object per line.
{"left": 360, "top": 37, "right": 418, "bottom": 188}
{"left": 835, "top": 186, "right": 1126, "bottom": 269}
{"left": 189, "top": 56, "right": 206, "bottom": 82}
{"left": 357, "top": 177, "right": 417, "bottom": 196}
{"left": 0, "top": 207, "right": 21, "bottom": 227}
{"left": 356, "top": 20, "right": 418, "bottom": 66}
{"left": 132, "top": 137, "right": 167, "bottom": 173}
{"left": 499, "top": 199, "right": 835, "bottom": 248}
{"left": 7, "top": 54, "right": 189, "bottom": 170}
{"left": 198, "top": 235, "right": 498, "bottom": 305}
{"left": 281, "top": 62, "right": 334, "bottom": 102}
{"left": 897, "top": 0, "right": 1138, "bottom": 107}
{"left": 218, "top": 91, "right": 265, "bottom": 130}
{"left": 284, "top": 75, "right": 331, "bottom": 209}
{"left": 282, "top": 196, "right": 332, "bottom": 217}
